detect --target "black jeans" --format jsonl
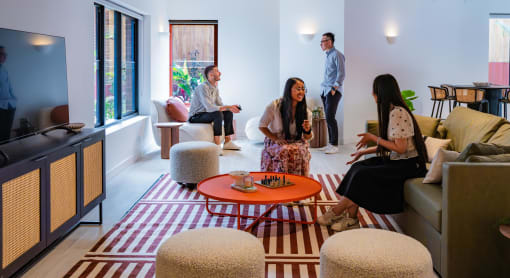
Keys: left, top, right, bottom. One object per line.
{"left": 0, "top": 108, "right": 15, "bottom": 142}
{"left": 321, "top": 90, "right": 342, "bottom": 146}
{"left": 189, "top": 111, "right": 234, "bottom": 137}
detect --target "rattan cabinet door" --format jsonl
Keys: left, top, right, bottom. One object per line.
{"left": 80, "top": 134, "right": 105, "bottom": 217}
{"left": 46, "top": 144, "right": 81, "bottom": 245}
{"left": 0, "top": 159, "right": 46, "bottom": 277}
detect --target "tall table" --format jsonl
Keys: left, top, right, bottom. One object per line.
{"left": 442, "top": 84, "right": 510, "bottom": 116}
{"left": 197, "top": 172, "right": 322, "bottom": 231}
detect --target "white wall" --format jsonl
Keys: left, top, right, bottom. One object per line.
{"left": 0, "top": 0, "right": 95, "bottom": 127}
{"left": 0, "top": 0, "right": 159, "bottom": 176}
{"left": 164, "top": 0, "right": 281, "bottom": 138}
{"left": 344, "top": 0, "right": 510, "bottom": 144}
{"left": 279, "top": 0, "right": 345, "bottom": 143}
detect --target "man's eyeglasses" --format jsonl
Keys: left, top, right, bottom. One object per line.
{"left": 320, "top": 39, "right": 331, "bottom": 44}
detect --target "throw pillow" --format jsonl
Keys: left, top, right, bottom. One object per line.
{"left": 166, "top": 97, "right": 188, "bottom": 122}
{"left": 50, "top": 104, "right": 69, "bottom": 124}
{"left": 465, "top": 154, "right": 510, "bottom": 163}
{"left": 424, "top": 137, "right": 451, "bottom": 163}
{"left": 456, "top": 142, "right": 510, "bottom": 162}
{"left": 423, "top": 148, "right": 460, "bottom": 184}
{"left": 415, "top": 115, "right": 440, "bottom": 137}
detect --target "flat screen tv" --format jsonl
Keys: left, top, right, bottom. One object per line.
{"left": 0, "top": 27, "right": 68, "bottom": 145}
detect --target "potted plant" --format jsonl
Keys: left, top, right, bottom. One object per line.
{"left": 401, "top": 90, "right": 418, "bottom": 112}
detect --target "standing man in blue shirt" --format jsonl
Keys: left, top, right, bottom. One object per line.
{"left": 0, "top": 46, "right": 16, "bottom": 142}
{"left": 188, "top": 65, "right": 241, "bottom": 155}
{"left": 320, "top": 32, "right": 345, "bottom": 154}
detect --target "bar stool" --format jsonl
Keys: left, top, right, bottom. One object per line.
{"left": 441, "top": 85, "right": 457, "bottom": 112}
{"left": 453, "top": 88, "right": 488, "bottom": 112}
{"left": 498, "top": 88, "right": 509, "bottom": 119}
{"left": 428, "top": 86, "right": 448, "bottom": 118}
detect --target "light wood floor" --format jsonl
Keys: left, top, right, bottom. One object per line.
{"left": 22, "top": 140, "right": 356, "bottom": 278}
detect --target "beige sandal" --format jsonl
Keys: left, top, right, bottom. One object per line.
{"left": 330, "top": 213, "right": 360, "bottom": 232}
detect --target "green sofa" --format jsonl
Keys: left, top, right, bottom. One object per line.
{"left": 366, "top": 107, "right": 510, "bottom": 278}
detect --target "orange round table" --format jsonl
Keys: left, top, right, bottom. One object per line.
{"left": 198, "top": 172, "right": 322, "bottom": 231}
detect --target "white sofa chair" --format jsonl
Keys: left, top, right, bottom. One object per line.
{"left": 152, "top": 99, "right": 224, "bottom": 146}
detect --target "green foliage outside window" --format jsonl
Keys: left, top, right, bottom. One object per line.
{"left": 172, "top": 60, "right": 205, "bottom": 102}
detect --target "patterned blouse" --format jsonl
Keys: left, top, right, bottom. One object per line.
{"left": 259, "top": 98, "right": 313, "bottom": 139}
{"left": 388, "top": 106, "right": 418, "bottom": 160}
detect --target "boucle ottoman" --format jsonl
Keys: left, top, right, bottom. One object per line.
{"left": 156, "top": 227, "right": 265, "bottom": 278}
{"left": 170, "top": 141, "right": 219, "bottom": 186}
{"left": 320, "top": 229, "right": 434, "bottom": 278}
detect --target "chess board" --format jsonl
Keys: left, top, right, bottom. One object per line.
{"left": 255, "top": 179, "right": 295, "bottom": 189}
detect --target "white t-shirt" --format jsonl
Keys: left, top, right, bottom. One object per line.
{"left": 259, "top": 99, "right": 313, "bottom": 139}
{"left": 388, "top": 106, "right": 418, "bottom": 160}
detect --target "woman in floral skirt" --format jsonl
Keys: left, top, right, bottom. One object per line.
{"left": 259, "top": 77, "right": 313, "bottom": 177}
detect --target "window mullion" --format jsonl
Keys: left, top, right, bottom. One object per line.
{"left": 133, "top": 19, "right": 139, "bottom": 114}
{"left": 114, "top": 11, "right": 122, "bottom": 120}
{"left": 97, "top": 5, "right": 105, "bottom": 127}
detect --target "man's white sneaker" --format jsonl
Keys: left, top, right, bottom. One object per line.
{"left": 325, "top": 146, "right": 339, "bottom": 154}
{"left": 223, "top": 141, "right": 241, "bottom": 150}
{"left": 319, "top": 144, "right": 332, "bottom": 151}
{"left": 218, "top": 146, "right": 224, "bottom": 156}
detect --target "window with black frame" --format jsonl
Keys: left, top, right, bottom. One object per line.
{"left": 94, "top": 3, "right": 138, "bottom": 127}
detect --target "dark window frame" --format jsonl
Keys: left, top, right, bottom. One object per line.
{"left": 169, "top": 20, "right": 218, "bottom": 98}
{"left": 94, "top": 3, "right": 139, "bottom": 128}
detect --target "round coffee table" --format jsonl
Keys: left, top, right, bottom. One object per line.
{"left": 198, "top": 172, "right": 322, "bottom": 231}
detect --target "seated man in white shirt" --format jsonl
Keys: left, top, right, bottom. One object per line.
{"left": 188, "top": 65, "right": 241, "bottom": 153}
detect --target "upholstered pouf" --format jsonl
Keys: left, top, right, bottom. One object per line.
{"left": 245, "top": 116, "right": 265, "bottom": 142}
{"left": 156, "top": 227, "right": 265, "bottom": 278}
{"left": 170, "top": 141, "right": 219, "bottom": 185}
{"left": 320, "top": 229, "right": 434, "bottom": 278}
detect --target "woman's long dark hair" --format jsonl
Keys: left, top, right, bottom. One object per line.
{"left": 280, "top": 78, "right": 308, "bottom": 140}
{"left": 372, "top": 74, "right": 428, "bottom": 165}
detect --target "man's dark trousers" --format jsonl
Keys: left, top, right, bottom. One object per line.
{"left": 189, "top": 110, "right": 234, "bottom": 136}
{"left": 321, "top": 90, "right": 342, "bottom": 146}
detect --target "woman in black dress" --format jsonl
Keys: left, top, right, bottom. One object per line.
{"left": 318, "top": 74, "right": 428, "bottom": 232}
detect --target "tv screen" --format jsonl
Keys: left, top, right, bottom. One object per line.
{"left": 0, "top": 27, "right": 68, "bottom": 145}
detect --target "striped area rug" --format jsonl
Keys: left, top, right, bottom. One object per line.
{"left": 65, "top": 173, "right": 401, "bottom": 278}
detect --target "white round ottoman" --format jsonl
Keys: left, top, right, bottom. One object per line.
{"left": 320, "top": 229, "right": 434, "bottom": 278}
{"left": 170, "top": 141, "right": 219, "bottom": 186}
{"left": 156, "top": 227, "right": 265, "bottom": 278}
{"left": 245, "top": 116, "right": 265, "bottom": 142}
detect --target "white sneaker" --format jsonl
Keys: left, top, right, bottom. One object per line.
{"left": 325, "top": 146, "right": 339, "bottom": 154}
{"left": 319, "top": 144, "right": 332, "bottom": 151}
{"left": 223, "top": 141, "right": 241, "bottom": 150}
{"left": 218, "top": 146, "right": 224, "bottom": 156}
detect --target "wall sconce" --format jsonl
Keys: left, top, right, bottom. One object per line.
{"left": 299, "top": 32, "right": 315, "bottom": 42}
{"left": 33, "top": 44, "right": 53, "bottom": 54}
{"left": 31, "top": 35, "right": 54, "bottom": 54}
{"left": 385, "top": 35, "right": 397, "bottom": 44}
{"left": 385, "top": 24, "right": 398, "bottom": 44}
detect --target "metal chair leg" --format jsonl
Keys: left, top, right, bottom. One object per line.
{"left": 439, "top": 101, "right": 444, "bottom": 119}
{"left": 431, "top": 100, "right": 436, "bottom": 118}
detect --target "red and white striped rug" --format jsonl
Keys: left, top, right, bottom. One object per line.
{"left": 65, "top": 173, "right": 401, "bottom": 278}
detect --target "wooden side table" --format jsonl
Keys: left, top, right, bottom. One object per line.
{"left": 310, "top": 118, "right": 328, "bottom": 148}
{"left": 155, "top": 122, "right": 183, "bottom": 159}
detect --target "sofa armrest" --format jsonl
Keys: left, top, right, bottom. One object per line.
{"left": 441, "top": 162, "right": 510, "bottom": 277}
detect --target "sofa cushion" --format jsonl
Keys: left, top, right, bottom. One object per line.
{"left": 423, "top": 149, "right": 460, "bottom": 183}
{"left": 487, "top": 123, "right": 510, "bottom": 146}
{"left": 465, "top": 154, "right": 510, "bottom": 162}
{"left": 166, "top": 97, "right": 188, "bottom": 122}
{"left": 404, "top": 178, "right": 442, "bottom": 232}
{"left": 456, "top": 142, "right": 510, "bottom": 162}
{"left": 424, "top": 137, "right": 451, "bottom": 163}
{"left": 415, "top": 115, "right": 440, "bottom": 137}
{"left": 443, "top": 107, "right": 506, "bottom": 152}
